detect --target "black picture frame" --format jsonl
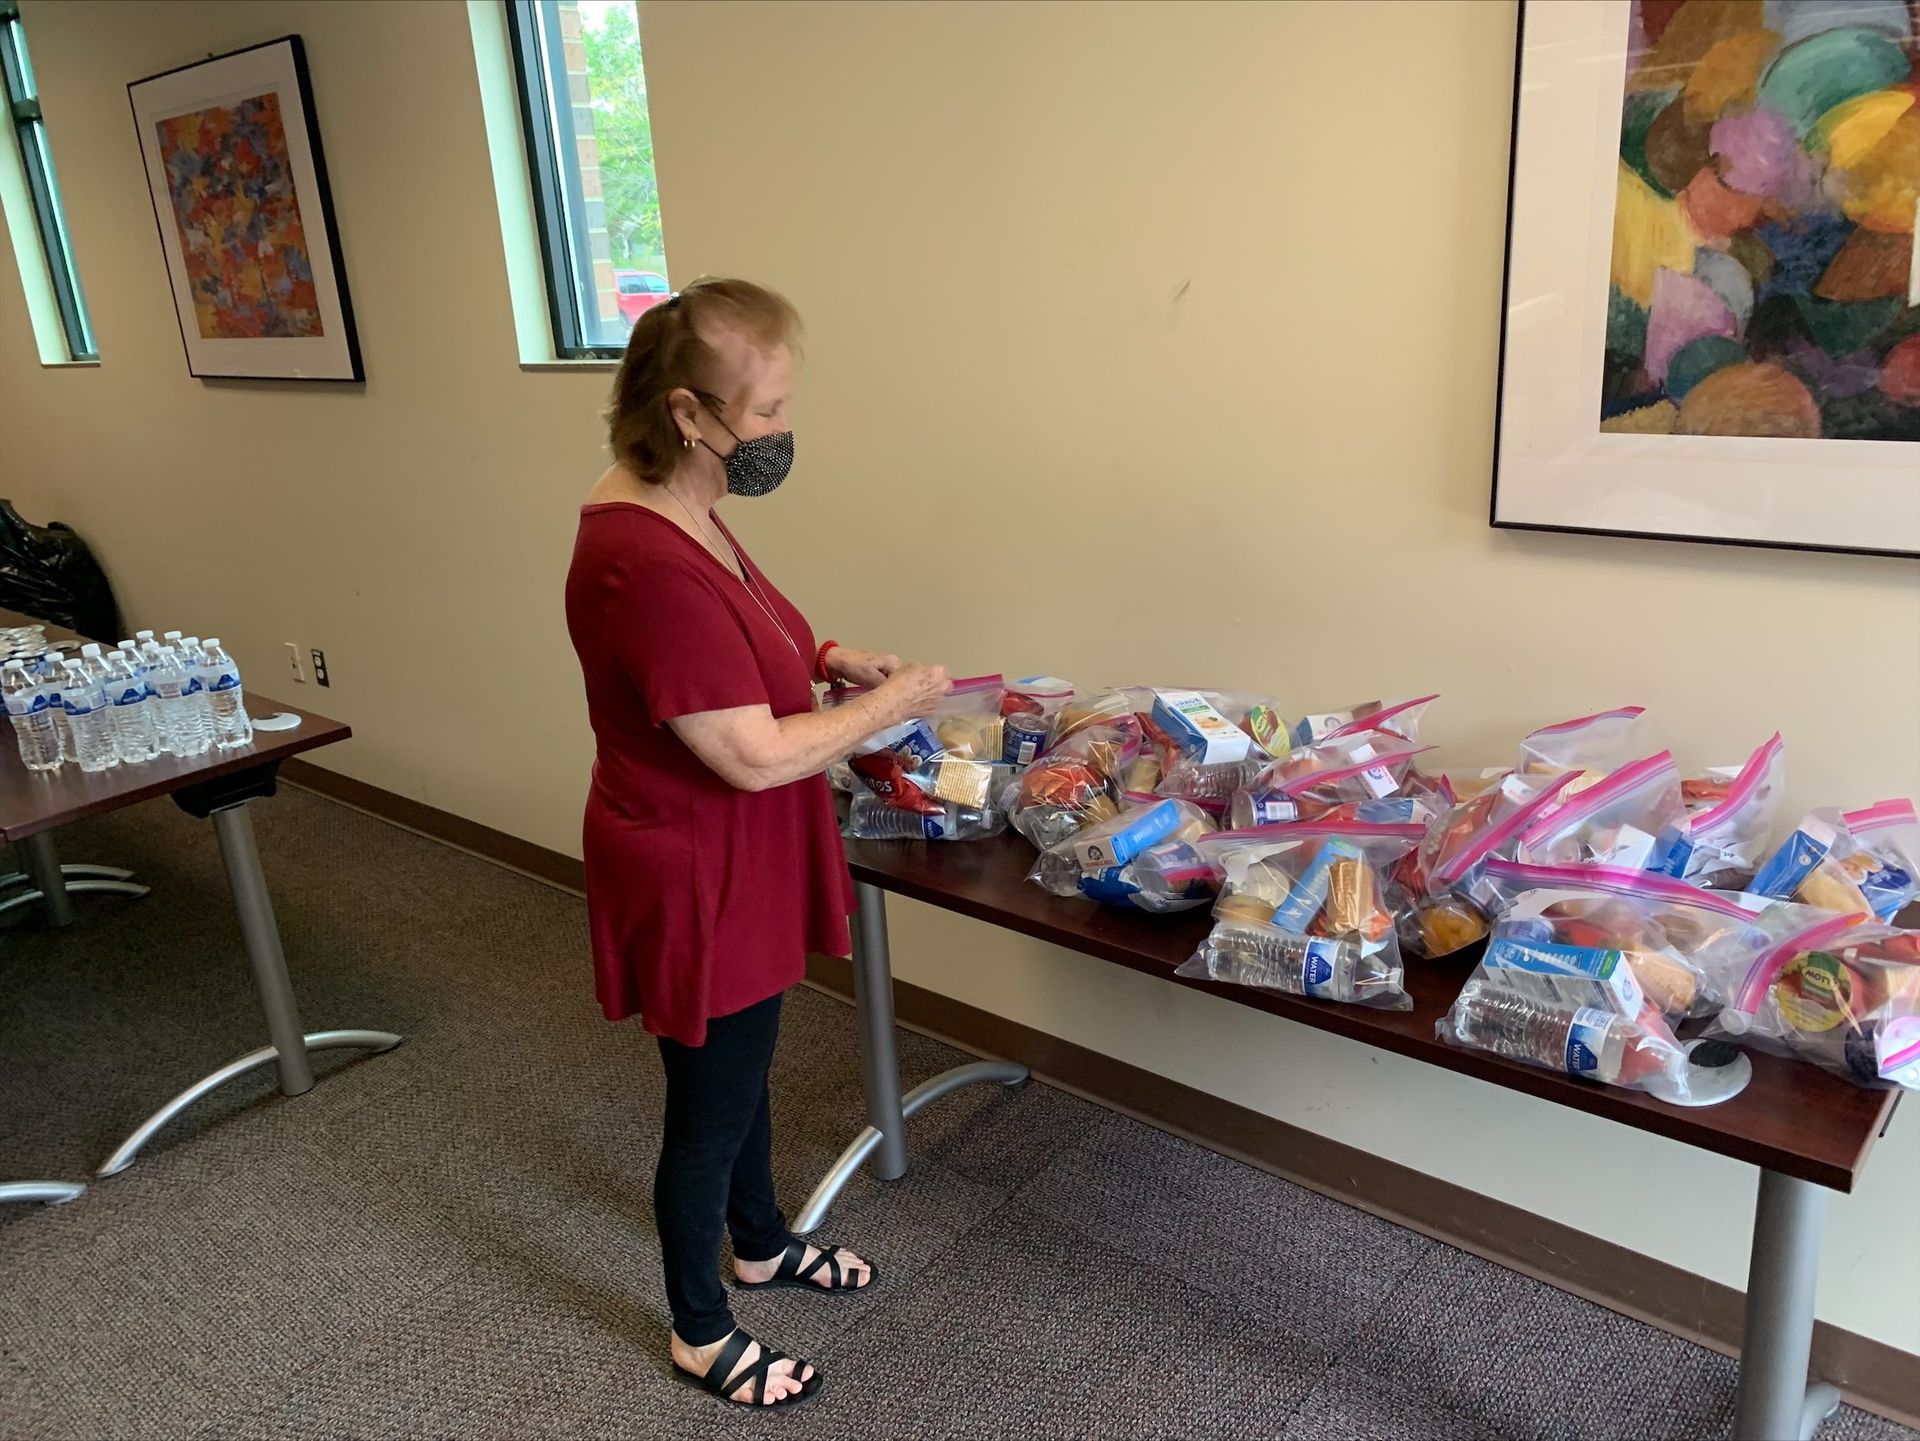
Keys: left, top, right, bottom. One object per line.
{"left": 128, "top": 35, "right": 363, "bottom": 382}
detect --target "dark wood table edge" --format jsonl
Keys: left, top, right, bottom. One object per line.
{"left": 845, "top": 852, "right": 1900, "bottom": 1194}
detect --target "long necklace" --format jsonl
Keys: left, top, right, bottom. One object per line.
{"left": 665, "top": 485, "right": 802, "bottom": 659}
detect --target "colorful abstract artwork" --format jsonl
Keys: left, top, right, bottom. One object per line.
{"left": 130, "top": 36, "right": 360, "bottom": 381}
{"left": 1601, "top": 0, "right": 1920, "bottom": 441}
{"left": 156, "top": 93, "right": 322, "bottom": 340}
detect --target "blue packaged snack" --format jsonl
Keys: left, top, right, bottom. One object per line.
{"left": 1071, "top": 797, "right": 1185, "bottom": 870}
{"left": 1752, "top": 826, "right": 1831, "bottom": 900}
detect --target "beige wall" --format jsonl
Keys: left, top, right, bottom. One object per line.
{"left": 2, "top": 0, "right": 1916, "bottom": 1352}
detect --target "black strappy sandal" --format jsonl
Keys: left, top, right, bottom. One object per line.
{"left": 734, "top": 1238, "right": 876, "bottom": 1294}
{"left": 672, "top": 1329, "right": 824, "bottom": 1411}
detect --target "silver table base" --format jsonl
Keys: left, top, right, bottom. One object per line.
{"left": 1733, "top": 1170, "right": 1842, "bottom": 1441}
{"left": 3, "top": 802, "right": 401, "bottom": 1195}
{"left": 793, "top": 880, "right": 1027, "bottom": 1235}
{"left": 2, "top": 832, "right": 150, "bottom": 924}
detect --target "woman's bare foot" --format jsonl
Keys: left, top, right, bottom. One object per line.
{"left": 734, "top": 1241, "right": 872, "bottom": 1290}
{"left": 672, "top": 1329, "right": 813, "bottom": 1405}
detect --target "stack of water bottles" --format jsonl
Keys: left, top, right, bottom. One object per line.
{"left": 2, "top": 628, "right": 253, "bottom": 775}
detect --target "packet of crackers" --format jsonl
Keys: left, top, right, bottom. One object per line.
{"left": 844, "top": 674, "right": 1006, "bottom": 816}
{"left": 1028, "top": 792, "right": 1216, "bottom": 901}
{"left": 1172, "top": 818, "right": 1425, "bottom": 1009}
{"left": 1707, "top": 912, "right": 1920, "bottom": 1090}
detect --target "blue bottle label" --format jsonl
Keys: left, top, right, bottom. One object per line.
{"left": 1565, "top": 1007, "right": 1612, "bottom": 1077}
{"left": 1299, "top": 938, "right": 1342, "bottom": 998}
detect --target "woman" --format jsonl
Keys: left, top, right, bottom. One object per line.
{"left": 564, "top": 278, "right": 950, "bottom": 1411}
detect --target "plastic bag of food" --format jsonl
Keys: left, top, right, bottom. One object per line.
{"left": 1173, "top": 820, "right": 1424, "bottom": 1009}
{"left": 1007, "top": 696, "right": 1144, "bottom": 851}
{"left": 1841, "top": 800, "right": 1920, "bottom": 921}
{"left": 998, "top": 676, "right": 1074, "bottom": 766}
{"left": 1750, "top": 806, "right": 1918, "bottom": 921}
{"left": 1121, "top": 830, "right": 1225, "bottom": 912}
{"left": 1517, "top": 706, "right": 1647, "bottom": 783}
{"left": 1437, "top": 928, "right": 1691, "bottom": 1101}
{"left": 1029, "top": 793, "right": 1214, "bottom": 897}
{"left": 1658, "top": 734, "right": 1785, "bottom": 888}
{"left": 1475, "top": 858, "right": 1773, "bottom": 1019}
{"left": 843, "top": 674, "right": 1006, "bottom": 815}
{"left": 1290, "top": 693, "right": 1439, "bottom": 750}
{"left": 1515, "top": 751, "right": 1687, "bottom": 871}
{"left": 1228, "top": 729, "right": 1431, "bottom": 827}
{"left": 1707, "top": 913, "right": 1920, "bottom": 1089}
{"left": 1400, "top": 772, "right": 1582, "bottom": 957}
{"left": 844, "top": 790, "right": 1010, "bottom": 841}
{"left": 1148, "top": 687, "right": 1290, "bottom": 801}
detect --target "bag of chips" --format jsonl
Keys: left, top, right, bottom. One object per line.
{"left": 1173, "top": 820, "right": 1424, "bottom": 1010}
{"left": 1476, "top": 858, "right": 1770, "bottom": 1020}
{"left": 1401, "top": 772, "right": 1583, "bottom": 957}
{"left": 1707, "top": 913, "right": 1920, "bottom": 1089}
{"left": 1517, "top": 706, "right": 1647, "bottom": 783}
{"left": 1437, "top": 928, "right": 1692, "bottom": 1101}
{"left": 1659, "top": 733, "right": 1785, "bottom": 888}
{"left": 1516, "top": 751, "right": 1688, "bottom": 871}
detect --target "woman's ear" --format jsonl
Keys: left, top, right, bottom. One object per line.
{"left": 666, "top": 388, "right": 703, "bottom": 447}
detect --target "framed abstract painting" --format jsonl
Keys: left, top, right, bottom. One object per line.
{"left": 128, "top": 36, "right": 361, "bottom": 382}
{"left": 1492, "top": 0, "right": 1918, "bottom": 557}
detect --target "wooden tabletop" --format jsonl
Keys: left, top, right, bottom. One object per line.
{"left": 844, "top": 829, "right": 1902, "bottom": 1193}
{"left": 1, "top": 609, "right": 351, "bottom": 842}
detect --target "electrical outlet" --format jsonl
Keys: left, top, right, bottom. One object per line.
{"left": 285, "top": 643, "right": 306, "bottom": 683}
{"left": 311, "top": 649, "right": 330, "bottom": 687}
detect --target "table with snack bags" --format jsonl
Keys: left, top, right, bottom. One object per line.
{"left": 832, "top": 677, "right": 1920, "bottom": 1103}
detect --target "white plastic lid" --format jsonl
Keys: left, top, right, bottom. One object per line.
{"left": 81, "top": 642, "right": 102, "bottom": 656}
{"left": 204, "top": 637, "right": 221, "bottom": 648}
{"left": 136, "top": 630, "right": 155, "bottom": 640}
{"left": 164, "top": 630, "right": 183, "bottom": 641}
{"left": 47, "top": 650, "right": 65, "bottom": 661}
{"left": 3, "top": 659, "right": 22, "bottom": 670}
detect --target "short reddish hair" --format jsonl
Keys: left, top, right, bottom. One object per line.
{"left": 605, "top": 276, "right": 801, "bottom": 483}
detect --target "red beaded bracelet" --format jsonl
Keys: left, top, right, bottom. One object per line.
{"left": 814, "top": 639, "right": 840, "bottom": 684}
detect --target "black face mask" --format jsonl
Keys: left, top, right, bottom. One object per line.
{"left": 698, "top": 399, "right": 794, "bottom": 497}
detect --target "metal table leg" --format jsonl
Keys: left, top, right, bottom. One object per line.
{"left": 1, "top": 836, "right": 149, "bottom": 921}
{"left": 0, "top": 1180, "right": 86, "bottom": 1206}
{"left": 793, "top": 881, "right": 1028, "bottom": 1235}
{"left": 1732, "top": 1169, "right": 1842, "bottom": 1441}
{"left": 92, "top": 801, "right": 402, "bottom": 1177}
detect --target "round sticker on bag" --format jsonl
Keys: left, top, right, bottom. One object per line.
{"left": 1773, "top": 951, "right": 1856, "bottom": 1034}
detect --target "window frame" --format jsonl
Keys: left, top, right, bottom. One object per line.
{"left": 0, "top": 0, "right": 94, "bottom": 362}
{"left": 505, "top": 0, "right": 628, "bottom": 361}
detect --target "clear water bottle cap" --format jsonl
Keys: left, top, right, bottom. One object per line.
{"left": 136, "top": 630, "right": 155, "bottom": 641}
{"left": 81, "top": 642, "right": 102, "bottom": 657}
{"left": 3, "top": 659, "right": 22, "bottom": 671}
{"left": 204, "top": 637, "right": 221, "bottom": 648}
{"left": 164, "top": 631, "right": 183, "bottom": 642}
{"left": 46, "top": 651, "right": 65, "bottom": 662}
{"left": 119, "top": 639, "right": 136, "bottom": 650}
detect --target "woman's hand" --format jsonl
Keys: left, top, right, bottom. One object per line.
{"left": 823, "top": 645, "right": 901, "bottom": 689}
{"left": 875, "top": 662, "right": 951, "bottom": 723}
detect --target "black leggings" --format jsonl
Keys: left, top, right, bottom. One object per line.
{"left": 654, "top": 991, "right": 793, "bottom": 1346}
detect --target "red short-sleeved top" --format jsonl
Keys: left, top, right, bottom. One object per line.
{"left": 564, "top": 502, "right": 854, "bottom": 1045}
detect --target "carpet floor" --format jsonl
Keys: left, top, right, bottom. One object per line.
{"left": 1, "top": 785, "right": 1912, "bottom": 1441}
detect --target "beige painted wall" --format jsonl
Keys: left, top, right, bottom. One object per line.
{"left": 2, "top": 0, "right": 1916, "bottom": 1351}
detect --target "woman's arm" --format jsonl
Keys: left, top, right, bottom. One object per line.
{"left": 669, "top": 663, "right": 950, "bottom": 793}
{"left": 821, "top": 645, "right": 900, "bottom": 689}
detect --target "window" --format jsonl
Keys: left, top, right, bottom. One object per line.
{"left": 506, "top": 0, "right": 667, "bottom": 359}
{"left": 0, "top": 0, "right": 94, "bottom": 361}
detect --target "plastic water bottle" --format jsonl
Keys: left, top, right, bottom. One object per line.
{"left": 147, "top": 644, "right": 210, "bottom": 756}
{"left": 35, "top": 650, "right": 72, "bottom": 762}
{"left": 1190, "top": 923, "right": 1377, "bottom": 1000}
{"left": 3, "top": 659, "right": 62, "bottom": 771}
{"left": 1446, "top": 991, "right": 1626, "bottom": 1085}
{"left": 201, "top": 638, "right": 253, "bottom": 749}
{"left": 104, "top": 648, "right": 162, "bottom": 764}
{"left": 845, "top": 795, "right": 1000, "bottom": 840}
{"left": 178, "top": 637, "right": 217, "bottom": 744}
{"left": 61, "top": 657, "right": 118, "bottom": 772}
